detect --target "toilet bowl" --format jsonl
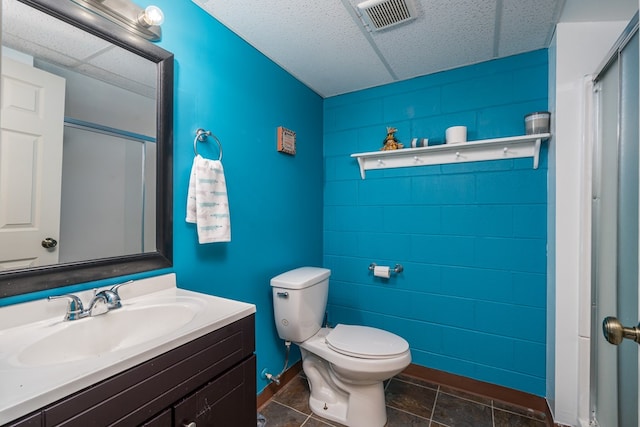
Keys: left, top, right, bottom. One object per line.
{"left": 271, "top": 267, "right": 412, "bottom": 427}
{"left": 300, "top": 326, "right": 411, "bottom": 426}
{"left": 305, "top": 325, "right": 411, "bottom": 382}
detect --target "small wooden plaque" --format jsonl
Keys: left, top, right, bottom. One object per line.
{"left": 277, "top": 126, "right": 296, "bottom": 155}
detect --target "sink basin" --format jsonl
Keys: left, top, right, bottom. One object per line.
{"left": 17, "top": 302, "right": 197, "bottom": 366}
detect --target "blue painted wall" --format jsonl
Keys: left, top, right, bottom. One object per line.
{"left": 0, "top": 0, "right": 323, "bottom": 395}
{"left": 152, "top": 0, "right": 324, "bottom": 393}
{"left": 323, "top": 50, "right": 548, "bottom": 396}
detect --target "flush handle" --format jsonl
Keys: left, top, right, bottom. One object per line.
{"left": 602, "top": 316, "right": 640, "bottom": 345}
{"left": 277, "top": 291, "right": 289, "bottom": 298}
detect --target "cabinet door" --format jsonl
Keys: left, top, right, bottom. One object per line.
{"left": 174, "top": 356, "right": 256, "bottom": 427}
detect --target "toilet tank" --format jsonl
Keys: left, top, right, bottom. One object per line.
{"left": 271, "top": 267, "right": 330, "bottom": 342}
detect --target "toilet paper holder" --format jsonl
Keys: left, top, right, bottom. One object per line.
{"left": 368, "top": 263, "right": 404, "bottom": 274}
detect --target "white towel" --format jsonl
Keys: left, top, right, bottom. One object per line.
{"left": 186, "top": 155, "right": 231, "bottom": 243}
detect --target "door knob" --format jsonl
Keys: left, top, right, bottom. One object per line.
{"left": 602, "top": 316, "right": 640, "bottom": 345}
{"left": 41, "top": 237, "right": 58, "bottom": 249}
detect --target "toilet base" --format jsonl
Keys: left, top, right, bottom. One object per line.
{"left": 303, "top": 352, "right": 387, "bottom": 427}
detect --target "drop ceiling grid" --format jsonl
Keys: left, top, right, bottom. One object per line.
{"left": 497, "top": 0, "right": 560, "bottom": 57}
{"left": 74, "top": 62, "right": 155, "bottom": 98}
{"left": 86, "top": 46, "right": 157, "bottom": 88}
{"left": 3, "top": 1, "right": 112, "bottom": 64}
{"left": 366, "top": 0, "right": 498, "bottom": 81}
{"left": 193, "top": 0, "right": 637, "bottom": 97}
{"left": 193, "top": 0, "right": 394, "bottom": 97}
{"left": 3, "top": 33, "right": 80, "bottom": 68}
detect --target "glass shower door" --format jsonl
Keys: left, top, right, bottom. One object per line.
{"left": 592, "top": 17, "right": 639, "bottom": 427}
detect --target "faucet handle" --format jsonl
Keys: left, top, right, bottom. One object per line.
{"left": 95, "top": 280, "right": 133, "bottom": 310}
{"left": 110, "top": 280, "right": 133, "bottom": 297}
{"left": 93, "top": 289, "right": 120, "bottom": 310}
{"left": 48, "top": 294, "right": 85, "bottom": 321}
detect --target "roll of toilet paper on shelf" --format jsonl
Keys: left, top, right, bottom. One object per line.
{"left": 446, "top": 126, "right": 467, "bottom": 144}
{"left": 373, "top": 265, "right": 391, "bottom": 278}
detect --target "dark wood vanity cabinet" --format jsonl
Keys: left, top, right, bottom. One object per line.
{"left": 4, "top": 414, "right": 41, "bottom": 427}
{"left": 5, "top": 315, "right": 256, "bottom": 427}
{"left": 173, "top": 358, "right": 256, "bottom": 426}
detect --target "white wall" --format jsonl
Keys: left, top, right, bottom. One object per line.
{"left": 551, "top": 20, "right": 629, "bottom": 426}
{"left": 547, "top": 33, "right": 557, "bottom": 416}
{"left": 38, "top": 62, "right": 156, "bottom": 137}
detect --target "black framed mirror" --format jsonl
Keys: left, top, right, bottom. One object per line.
{"left": 0, "top": 0, "right": 173, "bottom": 298}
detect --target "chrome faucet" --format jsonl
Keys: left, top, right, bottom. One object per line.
{"left": 48, "top": 294, "right": 86, "bottom": 321}
{"left": 94, "top": 280, "right": 132, "bottom": 310}
{"left": 48, "top": 280, "right": 132, "bottom": 321}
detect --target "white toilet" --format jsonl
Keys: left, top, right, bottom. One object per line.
{"left": 271, "top": 267, "right": 411, "bottom": 427}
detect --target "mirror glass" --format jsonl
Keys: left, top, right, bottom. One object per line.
{"left": 0, "top": 0, "right": 173, "bottom": 297}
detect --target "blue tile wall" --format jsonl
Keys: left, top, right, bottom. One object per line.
{"left": 323, "top": 50, "right": 548, "bottom": 396}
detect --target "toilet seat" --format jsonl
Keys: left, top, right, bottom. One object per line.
{"left": 325, "top": 324, "right": 409, "bottom": 359}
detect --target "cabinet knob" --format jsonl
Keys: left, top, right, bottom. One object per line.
{"left": 183, "top": 423, "right": 196, "bottom": 427}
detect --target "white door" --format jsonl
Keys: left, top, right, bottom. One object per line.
{"left": 592, "top": 18, "right": 639, "bottom": 427}
{"left": 0, "top": 57, "right": 65, "bottom": 270}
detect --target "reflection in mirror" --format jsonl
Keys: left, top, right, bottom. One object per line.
{"left": 0, "top": 0, "right": 173, "bottom": 298}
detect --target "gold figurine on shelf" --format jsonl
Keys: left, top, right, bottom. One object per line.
{"left": 381, "top": 126, "right": 403, "bottom": 151}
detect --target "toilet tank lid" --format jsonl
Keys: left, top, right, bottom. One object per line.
{"left": 270, "top": 267, "right": 331, "bottom": 289}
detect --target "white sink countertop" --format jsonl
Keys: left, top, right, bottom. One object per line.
{"left": 0, "top": 273, "right": 256, "bottom": 424}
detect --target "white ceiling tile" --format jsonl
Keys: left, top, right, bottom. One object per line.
{"left": 498, "top": 0, "right": 560, "bottom": 57}
{"left": 5, "top": 0, "right": 636, "bottom": 99}
{"left": 194, "top": 0, "right": 580, "bottom": 96}
{"left": 87, "top": 45, "right": 157, "bottom": 88}
{"left": 3, "top": 0, "right": 112, "bottom": 62}
{"left": 193, "top": 0, "right": 394, "bottom": 96}
{"left": 2, "top": 33, "right": 80, "bottom": 68}
{"left": 3, "top": 0, "right": 156, "bottom": 99}
{"left": 73, "top": 62, "right": 156, "bottom": 98}
{"left": 370, "top": 0, "right": 497, "bottom": 80}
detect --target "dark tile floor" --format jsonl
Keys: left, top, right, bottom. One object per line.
{"left": 258, "top": 373, "right": 548, "bottom": 427}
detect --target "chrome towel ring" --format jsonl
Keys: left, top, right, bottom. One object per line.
{"left": 193, "top": 128, "right": 223, "bottom": 161}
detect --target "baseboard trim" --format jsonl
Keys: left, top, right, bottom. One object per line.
{"left": 257, "top": 362, "right": 557, "bottom": 426}
{"left": 402, "top": 364, "right": 555, "bottom": 427}
{"left": 256, "top": 361, "right": 303, "bottom": 409}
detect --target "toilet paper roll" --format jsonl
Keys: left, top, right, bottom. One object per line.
{"left": 373, "top": 265, "right": 391, "bottom": 279}
{"left": 446, "top": 126, "right": 467, "bottom": 144}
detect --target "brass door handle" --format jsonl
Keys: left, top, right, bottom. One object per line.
{"left": 602, "top": 316, "right": 640, "bottom": 345}
{"left": 41, "top": 237, "right": 58, "bottom": 249}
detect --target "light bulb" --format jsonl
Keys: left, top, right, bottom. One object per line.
{"left": 138, "top": 5, "right": 164, "bottom": 27}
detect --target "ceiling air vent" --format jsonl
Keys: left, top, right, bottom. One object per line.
{"left": 357, "top": 0, "right": 417, "bottom": 32}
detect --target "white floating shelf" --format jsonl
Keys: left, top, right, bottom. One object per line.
{"left": 351, "top": 133, "right": 551, "bottom": 179}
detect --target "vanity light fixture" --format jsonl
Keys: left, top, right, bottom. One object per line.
{"left": 138, "top": 5, "right": 164, "bottom": 27}
{"left": 70, "top": 0, "right": 164, "bottom": 41}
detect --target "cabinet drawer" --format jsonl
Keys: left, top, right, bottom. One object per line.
{"left": 174, "top": 356, "right": 256, "bottom": 427}
{"left": 42, "top": 315, "right": 254, "bottom": 427}
{"left": 140, "top": 409, "right": 171, "bottom": 427}
{"left": 3, "top": 413, "right": 41, "bottom": 427}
